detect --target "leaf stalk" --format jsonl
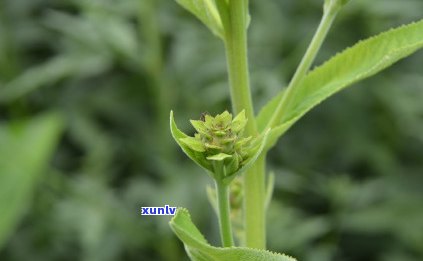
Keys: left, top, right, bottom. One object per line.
{"left": 265, "top": 2, "right": 342, "bottom": 130}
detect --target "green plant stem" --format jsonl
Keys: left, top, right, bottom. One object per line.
{"left": 266, "top": 4, "right": 341, "bottom": 129}
{"left": 243, "top": 155, "right": 266, "bottom": 248}
{"left": 224, "top": 0, "right": 255, "bottom": 131}
{"left": 223, "top": 0, "right": 266, "bottom": 249}
{"left": 215, "top": 180, "right": 234, "bottom": 247}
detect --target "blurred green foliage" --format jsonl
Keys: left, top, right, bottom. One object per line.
{"left": 0, "top": 0, "right": 422, "bottom": 260}
{"left": 0, "top": 113, "right": 63, "bottom": 249}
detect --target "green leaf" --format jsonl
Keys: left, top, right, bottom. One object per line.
{"left": 180, "top": 137, "right": 206, "bottom": 152}
{"left": 170, "top": 111, "right": 212, "bottom": 171}
{"left": 206, "top": 153, "right": 232, "bottom": 161}
{"left": 0, "top": 113, "right": 63, "bottom": 248}
{"left": 214, "top": 110, "right": 232, "bottom": 124}
{"left": 190, "top": 120, "right": 209, "bottom": 136}
{"left": 259, "top": 19, "right": 423, "bottom": 150}
{"left": 232, "top": 110, "right": 247, "bottom": 133}
{"left": 169, "top": 208, "right": 297, "bottom": 261}
{"left": 215, "top": 0, "right": 230, "bottom": 33}
{"left": 0, "top": 54, "right": 110, "bottom": 103}
{"left": 176, "top": 0, "right": 224, "bottom": 38}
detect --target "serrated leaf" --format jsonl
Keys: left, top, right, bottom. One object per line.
{"left": 170, "top": 111, "right": 212, "bottom": 171}
{"left": 259, "top": 19, "right": 423, "bottom": 150}
{"left": 0, "top": 113, "right": 63, "bottom": 248}
{"left": 170, "top": 208, "right": 297, "bottom": 261}
{"left": 176, "top": 0, "right": 224, "bottom": 38}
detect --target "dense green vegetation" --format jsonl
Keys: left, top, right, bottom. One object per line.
{"left": 0, "top": 0, "right": 422, "bottom": 260}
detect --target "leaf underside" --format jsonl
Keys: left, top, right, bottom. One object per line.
{"left": 257, "top": 19, "right": 423, "bottom": 150}
{"left": 170, "top": 208, "right": 297, "bottom": 261}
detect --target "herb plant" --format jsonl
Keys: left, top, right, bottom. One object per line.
{"left": 170, "top": 0, "right": 423, "bottom": 260}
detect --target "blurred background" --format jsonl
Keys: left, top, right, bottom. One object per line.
{"left": 0, "top": 0, "right": 422, "bottom": 260}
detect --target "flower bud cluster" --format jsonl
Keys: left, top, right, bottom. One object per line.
{"left": 179, "top": 111, "right": 252, "bottom": 180}
{"left": 171, "top": 109, "right": 269, "bottom": 184}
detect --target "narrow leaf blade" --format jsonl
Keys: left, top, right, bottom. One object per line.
{"left": 259, "top": 19, "right": 423, "bottom": 150}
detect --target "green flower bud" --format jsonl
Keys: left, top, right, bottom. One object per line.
{"left": 170, "top": 110, "right": 269, "bottom": 184}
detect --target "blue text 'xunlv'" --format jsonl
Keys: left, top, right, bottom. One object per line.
{"left": 140, "top": 205, "right": 177, "bottom": 216}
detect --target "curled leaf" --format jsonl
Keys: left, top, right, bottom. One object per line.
{"left": 170, "top": 111, "right": 212, "bottom": 172}
{"left": 169, "top": 208, "right": 297, "bottom": 261}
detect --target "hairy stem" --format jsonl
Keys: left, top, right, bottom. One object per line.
{"left": 223, "top": 0, "right": 266, "bottom": 249}
{"left": 216, "top": 180, "right": 234, "bottom": 247}
{"left": 266, "top": 3, "right": 341, "bottom": 129}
